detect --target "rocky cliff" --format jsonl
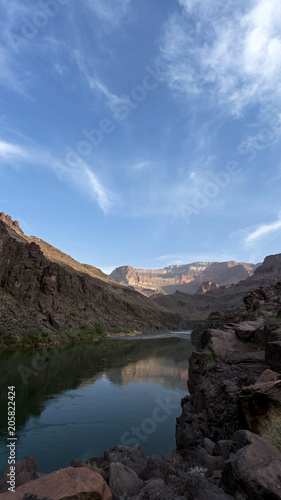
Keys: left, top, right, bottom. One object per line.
{"left": 109, "top": 261, "right": 258, "bottom": 296}
{"left": 0, "top": 214, "right": 186, "bottom": 338}
{"left": 175, "top": 281, "right": 281, "bottom": 499}
{"left": 152, "top": 254, "right": 281, "bottom": 325}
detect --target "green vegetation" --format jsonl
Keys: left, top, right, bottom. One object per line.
{"left": 171, "top": 454, "right": 182, "bottom": 467}
{"left": 258, "top": 406, "right": 281, "bottom": 453}
{"left": 188, "top": 466, "right": 207, "bottom": 477}
{"left": 0, "top": 323, "right": 138, "bottom": 349}
{"left": 262, "top": 312, "right": 281, "bottom": 325}
{"left": 112, "top": 326, "right": 133, "bottom": 334}
{"left": 203, "top": 348, "right": 216, "bottom": 368}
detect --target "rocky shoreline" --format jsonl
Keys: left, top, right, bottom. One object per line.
{"left": 1, "top": 284, "right": 281, "bottom": 499}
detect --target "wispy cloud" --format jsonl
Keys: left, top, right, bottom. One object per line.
{"left": 153, "top": 251, "right": 235, "bottom": 266}
{"left": 0, "top": 140, "right": 28, "bottom": 160}
{"left": 84, "top": 0, "right": 130, "bottom": 26}
{"left": 0, "top": 140, "right": 113, "bottom": 213}
{"left": 73, "top": 50, "right": 129, "bottom": 116}
{"left": 159, "top": 0, "right": 281, "bottom": 116}
{"left": 244, "top": 213, "right": 281, "bottom": 246}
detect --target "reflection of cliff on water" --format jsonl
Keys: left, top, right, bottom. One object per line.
{"left": 0, "top": 337, "right": 193, "bottom": 441}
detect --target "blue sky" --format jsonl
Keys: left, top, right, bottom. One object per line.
{"left": 1, "top": 0, "right": 281, "bottom": 273}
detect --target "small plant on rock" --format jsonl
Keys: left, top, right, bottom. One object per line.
{"left": 188, "top": 466, "right": 207, "bottom": 477}
{"left": 258, "top": 406, "right": 281, "bottom": 453}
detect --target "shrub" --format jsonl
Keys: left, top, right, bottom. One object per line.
{"left": 21, "top": 328, "right": 42, "bottom": 346}
{"left": 258, "top": 406, "right": 281, "bottom": 453}
{"left": 204, "top": 348, "right": 216, "bottom": 368}
{"left": 188, "top": 466, "right": 207, "bottom": 477}
{"left": 4, "top": 335, "right": 18, "bottom": 346}
{"left": 112, "top": 326, "right": 131, "bottom": 334}
{"left": 94, "top": 325, "right": 106, "bottom": 335}
{"left": 79, "top": 325, "right": 106, "bottom": 336}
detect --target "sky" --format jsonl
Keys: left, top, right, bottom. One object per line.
{"left": 1, "top": 0, "right": 281, "bottom": 273}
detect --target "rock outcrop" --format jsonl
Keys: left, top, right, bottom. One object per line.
{"left": 221, "top": 430, "right": 281, "bottom": 499}
{"left": 175, "top": 282, "right": 281, "bottom": 498}
{"left": 0, "top": 215, "right": 186, "bottom": 337}
{"left": 110, "top": 261, "right": 257, "bottom": 296}
{"left": 0, "top": 465, "right": 112, "bottom": 500}
{"left": 152, "top": 255, "right": 281, "bottom": 324}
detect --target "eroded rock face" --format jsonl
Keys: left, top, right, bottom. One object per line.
{"left": 0, "top": 217, "right": 186, "bottom": 334}
{"left": 176, "top": 291, "right": 281, "bottom": 499}
{"left": 110, "top": 261, "right": 257, "bottom": 297}
{"left": 221, "top": 430, "right": 281, "bottom": 500}
{"left": 109, "top": 462, "right": 143, "bottom": 498}
{"left": 265, "top": 341, "right": 281, "bottom": 373}
{"left": 0, "top": 466, "right": 112, "bottom": 500}
{"left": 238, "top": 371, "right": 281, "bottom": 431}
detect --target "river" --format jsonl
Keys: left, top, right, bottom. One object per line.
{"left": 0, "top": 332, "right": 195, "bottom": 475}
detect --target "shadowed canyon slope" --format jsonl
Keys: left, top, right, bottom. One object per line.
{"left": 151, "top": 253, "right": 281, "bottom": 324}
{"left": 109, "top": 261, "right": 259, "bottom": 296}
{"left": 0, "top": 213, "right": 186, "bottom": 333}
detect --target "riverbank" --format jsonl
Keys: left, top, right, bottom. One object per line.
{"left": 0, "top": 326, "right": 147, "bottom": 350}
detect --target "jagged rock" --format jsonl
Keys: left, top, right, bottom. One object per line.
{"left": 110, "top": 261, "right": 256, "bottom": 298}
{"left": 191, "top": 446, "right": 224, "bottom": 476}
{"left": 132, "top": 478, "right": 168, "bottom": 499}
{"left": 203, "top": 437, "right": 216, "bottom": 455}
{"left": 256, "top": 368, "right": 281, "bottom": 383}
{"left": 0, "top": 466, "right": 112, "bottom": 500}
{"left": 186, "top": 475, "right": 234, "bottom": 500}
{"left": 254, "top": 324, "right": 281, "bottom": 348}
{"left": 139, "top": 454, "right": 177, "bottom": 481}
{"left": 233, "top": 319, "right": 264, "bottom": 341}
{"left": 213, "top": 441, "right": 233, "bottom": 461}
{"left": 109, "top": 462, "right": 143, "bottom": 498}
{"left": 238, "top": 373, "right": 281, "bottom": 431}
{"left": 0, "top": 455, "right": 39, "bottom": 493}
{"left": 265, "top": 341, "right": 281, "bottom": 373}
{"left": 0, "top": 216, "right": 186, "bottom": 335}
{"left": 103, "top": 444, "right": 147, "bottom": 476}
{"left": 221, "top": 430, "right": 281, "bottom": 499}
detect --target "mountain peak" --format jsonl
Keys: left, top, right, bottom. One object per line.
{"left": 0, "top": 212, "right": 23, "bottom": 234}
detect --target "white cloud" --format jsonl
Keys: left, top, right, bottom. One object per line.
{"left": 244, "top": 213, "right": 281, "bottom": 246}
{"left": 0, "top": 141, "right": 28, "bottom": 160}
{"left": 0, "top": 140, "right": 113, "bottom": 214}
{"left": 160, "top": 0, "right": 281, "bottom": 116}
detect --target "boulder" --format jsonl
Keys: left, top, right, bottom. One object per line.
{"left": 103, "top": 444, "right": 147, "bottom": 475}
{"left": 256, "top": 368, "right": 281, "bottom": 384}
{"left": 109, "top": 462, "right": 143, "bottom": 498}
{"left": 186, "top": 475, "right": 234, "bottom": 500}
{"left": 206, "top": 329, "right": 264, "bottom": 364}
{"left": 203, "top": 437, "right": 216, "bottom": 455}
{"left": 191, "top": 447, "right": 224, "bottom": 477}
{"left": 222, "top": 430, "right": 281, "bottom": 499}
{"left": 265, "top": 341, "right": 281, "bottom": 373}
{"left": 0, "top": 466, "right": 112, "bottom": 500}
{"left": 133, "top": 478, "right": 168, "bottom": 500}
{"left": 140, "top": 454, "right": 176, "bottom": 481}
{"left": 213, "top": 441, "right": 233, "bottom": 461}
{"left": 0, "top": 455, "right": 39, "bottom": 493}
{"left": 233, "top": 319, "right": 264, "bottom": 342}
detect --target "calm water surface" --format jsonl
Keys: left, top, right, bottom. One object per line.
{"left": 0, "top": 332, "right": 195, "bottom": 474}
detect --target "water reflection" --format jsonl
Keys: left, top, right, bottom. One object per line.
{"left": 0, "top": 334, "right": 194, "bottom": 475}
